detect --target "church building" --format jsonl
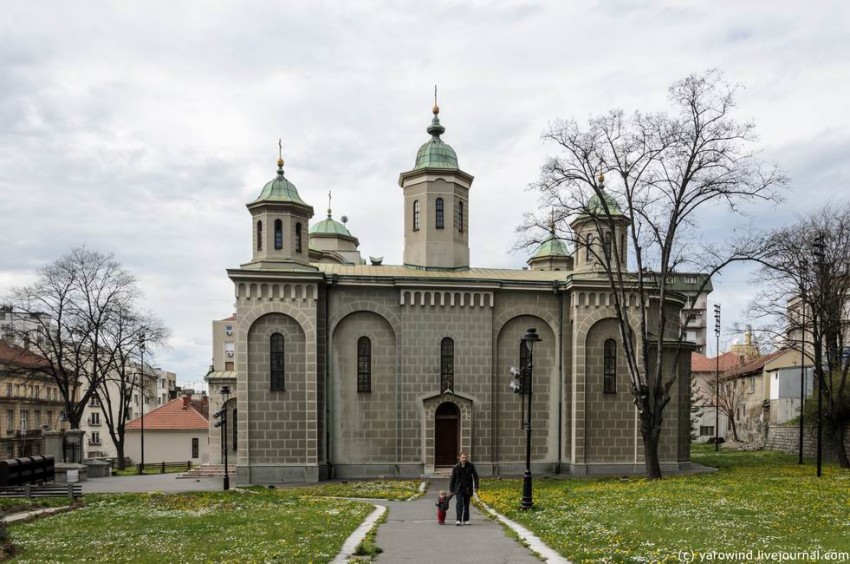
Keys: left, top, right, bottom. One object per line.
{"left": 205, "top": 103, "right": 693, "bottom": 484}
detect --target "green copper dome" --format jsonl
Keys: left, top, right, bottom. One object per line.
{"left": 413, "top": 110, "right": 458, "bottom": 170}
{"left": 251, "top": 163, "right": 308, "bottom": 206}
{"left": 310, "top": 213, "right": 353, "bottom": 237}
{"left": 587, "top": 191, "right": 623, "bottom": 216}
{"left": 532, "top": 236, "right": 569, "bottom": 259}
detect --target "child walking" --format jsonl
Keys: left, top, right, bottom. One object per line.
{"left": 435, "top": 490, "right": 452, "bottom": 525}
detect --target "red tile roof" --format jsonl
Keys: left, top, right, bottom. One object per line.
{"left": 722, "top": 349, "right": 788, "bottom": 379}
{"left": 126, "top": 396, "right": 209, "bottom": 431}
{"left": 0, "top": 340, "right": 50, "bottom": 369}
{"left": 691, "top": 351, "right": 740, "bottom": 373}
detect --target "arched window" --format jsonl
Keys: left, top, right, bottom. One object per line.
{"left": 440, "top": 337, "right": 454, "bottom": 393}
{"left": 603, "top": 338, "right": 617, "bottom": 394}
{"left": 413, "top": 200, "right": 420, "bottom": 231}
{"left": 270, "top": 333, "right": 285, "bottom": 391}
{"left": 357, "top": 337, "right": 371, "bottom": 393}
{"left": 458, "top": 200, "right": 464, "bottom": 233}
{"left": 295, "top": 223, "right": 302, "bottom": 253}
{"left": 435, "top": 198, "right": 444, "bottom": 229}
{"left": 274, "top": 219, "right": 283, "bottom": 250}
{"left": 586, "top": 234, "right": 594, "bottom": 261}
{"left": 257, "top": 221, "right": 263, "bottom": 251}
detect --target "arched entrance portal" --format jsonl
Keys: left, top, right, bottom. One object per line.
{"left": 434, "top": 402, "right": 460, "bottom": 467}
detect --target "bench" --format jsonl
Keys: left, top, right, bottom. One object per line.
{"left": 0, "top": 484, "right": 82, "bottom": 500}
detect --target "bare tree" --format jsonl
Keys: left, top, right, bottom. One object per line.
{"left": 751, "top": 205, "right": 850, "bottom": 468}
{"left": 524, "top": 70, "right": 785, "bottom": 478}
{"left": 5, "top": 248, "right": 147, "bottom": 430}
{"left": 692, "top": 375, "right": 745, "bottom": 442}
{"left": 95, "top": 307, "right": 168, "bottom": 469}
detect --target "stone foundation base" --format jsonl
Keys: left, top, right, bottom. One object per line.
{"left": 236, "top": 464, "right": 320, "bottom": 485}
{"left": 235, "top": 460, "right": 701, "bottom": 483}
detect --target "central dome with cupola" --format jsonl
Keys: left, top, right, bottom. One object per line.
{"left": 412, "top": 105, "right": 459, "bottom": 170}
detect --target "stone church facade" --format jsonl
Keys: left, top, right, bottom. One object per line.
{"left": 205, "top": 104, "right": 692, "bottom": 484}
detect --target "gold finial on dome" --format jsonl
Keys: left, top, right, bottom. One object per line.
{"left": 432, "top": 84, "right": 439, "bottom": 115}
{"left": 597, "top": 171, "right": 605, "bottom": 184}
{"left": 277, "top": 139, "right": 285, "bottom": 169}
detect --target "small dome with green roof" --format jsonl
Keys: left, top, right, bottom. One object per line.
{"left": 587, "top": 191, "right": 623, "bottom": 216}
{"left": 250, "top": 159, "right": 308, "bottom": 206}
{"left": 311, "top": 212, "right": 354, "bottom": 238}
{"left": 413, "top": 106, "right": 459, "bottom": 170}
{"left": 586, "top": 172, "right": 623, "bottom": 216}
{"left": 532, "top": 236, "right": 569, "bottom": 259}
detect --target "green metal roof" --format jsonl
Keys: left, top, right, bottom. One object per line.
{"left": 413, "top": 112, "right": 459, "bottom": 170}
{"left": 587, "top": 190, "right": 623, "bottom": 216}
{"left": 250, "top": 164, "right": 308, "bottom": 206}
{"left": 532, "top": 236, "right": 569, "bottom": 259}
{"left": 310, "top": 213, "right": 354, "bottom": 237}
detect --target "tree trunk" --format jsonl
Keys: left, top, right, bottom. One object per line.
{"left": 116, "top": 444, "right": 126, "bottom": 470}
{"left": 833, "top": 428, "right": 850, "bottom": 469}
{"left": 729, "top": 417, "right": 740, "bottom": 442}
{"left": 644, "top": 438, "right": 662, "bottom": 479}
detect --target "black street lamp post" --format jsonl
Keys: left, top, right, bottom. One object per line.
{"left": 714, "top": 304, "right": 721, "bottom": 451}
{"left": 813, "top": 234, "right": 825, "bottom": 478}
{"left": 510, "top": 328, "right": 541, "bottom": 511}
{"left": 139, "top": 332, "right": 146, "bottom": 475}
{"left": 215, "top": 385, "right": 231, "bottom": 491}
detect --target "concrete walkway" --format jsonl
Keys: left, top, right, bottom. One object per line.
{"left": 375, "top": 479, "right": 540, "bottom": 563}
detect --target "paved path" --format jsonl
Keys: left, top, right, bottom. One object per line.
{"left": 80, "top": 474, "right": 223, "bottom": 494}
{"left": 375, "top": 479, "right": 540, "bottom": 563}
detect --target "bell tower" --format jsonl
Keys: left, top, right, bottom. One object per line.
{"left": 398, "top": 97, "right": 474, "bottom": 270}
{"left": 571, "top": 172, "right": 630, "bottom": 273}
{"left": 243, "top": 144, "right": 316, "bottom": 271}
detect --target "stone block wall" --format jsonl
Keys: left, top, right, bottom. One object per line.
{"left": 399, "top": 289, "right": 493, "bottom": 463}
{"left": 246, "top": 312, "right": 309, "bottom": 464}
{"left": 767, "top": 424, "right": 850, "bottom": 460}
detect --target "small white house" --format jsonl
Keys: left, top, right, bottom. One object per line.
{"left": 125, "top": 394, "right": 209, "bottom": 466}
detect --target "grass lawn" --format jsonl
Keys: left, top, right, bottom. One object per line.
{"left": 295, "top": 479, "right": 424, "bottom": 501}
{"left": 7, "top": 489, "right": 373, "bottom": 562}
{"left": 478, "top": 445, "right": 850, "bottom": 563}
{"left": 0, "top": 497, "right": 74, "bottom": 517}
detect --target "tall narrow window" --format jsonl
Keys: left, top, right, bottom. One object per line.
{"left": 257, "top": 221, "right": 263, "bottom": 251}
{"left": 586, "top": 234, "right": 594, "bottom": 261}
{"left": 435, "top": 198, "right": 444, "bottom": 229}
{"left": 192, "top": 437, "right": 199, "bottom": 458}
{"left": 270, "top": 333, "right": 285, "bottom": 391}
{"left": 603, "top": 339, "right": 617, "bottom": 394}
{"left": 296, "top": 223, "right": 302, "bottom": 253}
{"left": 604, "top": 232, "right": 612, "bottom": 259}
{"left": 274, "top": 219, "right": 283, "bottom": 250}
{"left": 413, "top": 200, "right": 420, "bottom": 231}
{"left": 621, "top": 232, "right": 627, "bottom": 263}
{"left": 440, "top": 337, "right": 454, "bottom": 393}
{"left": 357, "top": 337, "right": 371, "bottom": 393}
{"left": 458, "top": 200, "right": 464, "bottom": 232}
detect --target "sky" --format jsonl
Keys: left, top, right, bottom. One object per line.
{"left": 1, "top": 1, "right": 848, "bottom": 388}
